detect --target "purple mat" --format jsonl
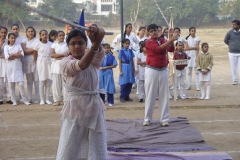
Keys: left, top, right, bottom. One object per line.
{"left": 106, "top": 118, "right": 215, "bottom": 152}
{"left": 108, "top": 152, "right": 233, "bottom": 160}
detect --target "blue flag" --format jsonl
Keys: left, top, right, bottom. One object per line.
{"left": 78, "top": 9, "right": 85, "bottom": 27}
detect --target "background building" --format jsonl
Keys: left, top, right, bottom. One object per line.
{"left": 74, "top": 0, "right": 117, "bottom": 16}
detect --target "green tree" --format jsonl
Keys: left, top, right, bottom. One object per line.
{"left": 219, "top": 0, "right": 240, "bottom": 20}
{"left": 0, "top": 0, "right": 30, "bottom": 31}
{"left": 37, "top": 0, "right": 79, "bottom": 23}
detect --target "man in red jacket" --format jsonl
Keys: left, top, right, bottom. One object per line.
{"left": 143, "top": 24, "right": 178, "bottom": 126}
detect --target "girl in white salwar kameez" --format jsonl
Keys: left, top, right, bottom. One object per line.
{"left": 197, "top": 43, "right": 213, "bottom": 100}
{"left": 56, "top": 28, "right": 107, "bottom": 160}
{"left": 50, "top": 31, "right": 68, "bottom": 106}
{"left": 4, "top": 33, "right": 30, "bottom": 106}
{"left": 34, "top": 30, "right": 52, "bottom": 105}
{"left": 21, "top": 27, "right": 40, "bottom": 103}
{"left": 185, "top": 27, "right": 201, "bottom": 91}
{"left": 11, "top": 24, "right": 26, "bottom": 102}
{"left": 0, "top": 27, "right": 12, "bottom": 105}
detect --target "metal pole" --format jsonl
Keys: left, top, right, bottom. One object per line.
{"left": 120, "top": 0, "right": 124, "bottom": 40}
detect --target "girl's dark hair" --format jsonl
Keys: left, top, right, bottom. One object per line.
{"left": 186, "top": 27, "right": 196, "bottom": 40}
{"left": 39, "top": 29, "right": 48, "bottom": 41}
{"left": 160, "top": 28, "right": 168, "bottom": 38}
{"left": 139, "top": 41, "right": 146, "bottom": 53}
{"left": 66, "top": 29, "right": 87, "bottom": 45}
{"left": 201, "top": 42, "right": 208, "bottom": 49}
{"left": 175, "top": 41, "right": 183, "bottom": 47}
{"left": 123, "top": 23, "right": 132, "bottom": 39}
{"left": 48, "top": 30, "right": 57, "bottom": 42}
{"left": 0, "top": 26, "right": 8, "bottom": 32}
{"left": 174, "top": 27, "right": 181, "bottom": 32}
{"left": 11, "top": 24, "right": 19, "bottom": 29}
{"left": 7, "top": 33, "right": 16, "bottom": 45}
{"left": 26, "top": 26, "right": 36, "bottom": 38}
{"left": 58, "top": 30, "right": 65, "bottom": 35}
{"left": 137, "top": 26, "right": 145, "bottom": 35}
{"left": 103, "top": 43, "right": 113, "bottom": 55}
{"left": 158, "top": 26, "right": 162, "bottom": 29}
{"left": 122, "top": 38, "right": 130, "bottom": 44}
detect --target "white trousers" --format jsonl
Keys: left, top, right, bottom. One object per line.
{"left": 187, "top": 67, "right": 199, "bottom": 87}
{"left": 40, "top": 79, "right": 52, "bottom": 101}
{"left": 200, "top": 81, "right": 211, "bottom": 98}
{"left": 0, "top": 77, "right": 11, "bottom": 101}
{"left": 228, "top": 53, "right": 240, "bottom": 82}
{"left": 144, "top": 67, "right": 170, "bottom": 123}
{"left": 138, "top": 80, "right": 145, "bottom": 99}
{"left": 52, "top": 74, "right": 67, "bottom": 102}
{"left": 9, "top": 82, "right": 28, "bottom": 103}
{"left": 56, "top": 118, "right": 108, "bottom": 160}
{"left": 26, "top": 73, "right": 39, "bottom": 102}
{"left": 177, "top": 75, "right": 186, "bottom": 97}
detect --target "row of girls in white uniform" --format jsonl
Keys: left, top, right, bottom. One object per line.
{"left": 0, "top": 24, "right": 69, "bottom": 106}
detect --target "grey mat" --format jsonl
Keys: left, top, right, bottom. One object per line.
{"left": 107, "top": 117, "right": 215, "bottom": 152}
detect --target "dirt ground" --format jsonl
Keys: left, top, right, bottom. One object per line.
{"left": 0, "top": 28, "right": 240, "bottom": 159}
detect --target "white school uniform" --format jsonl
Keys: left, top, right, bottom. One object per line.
{"left": 51, "top": 42, "right": 68, "bottom": 102}
{"left": 15, "top": 35, "right": 25, "bottom": 45}
{"left": 174, "top": 36, "right": 187, "bottom": 46}
{"left": 4, "top": 44, "right": 28, "bottom": 103}
{"left": 21, "top": 37, "right": 40, "bottom": 76}
{"left": 186, "top": 36, "right": 200, "bottom": 88}
{"left": 112, "top": 33, "right": 139, "bottom": 51}
{"left": 34, "top": 41, "right": 53, "bottom": 103}
{"left": 21, "top": 37, "right": 40, "bottom": 102}
{"left": 0, "top": 39, "right": 11, "bottom": 101}
{"left": 34, "top": 41, "right": 52, "bottom": 81}
{"left": 137, "top": 52, "right": 146, "bottom": 100}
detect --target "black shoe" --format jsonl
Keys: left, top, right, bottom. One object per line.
{"left": 139, "top": 99, "right": 143, "bottom": 103}
{"left": 0, "top": 101, "right": 3, "bottom": 105}
{"left": 6, "top": 100, "right": 13, "bottom": 104}
{"left": 120, "top": 98, "right": 126, "bottom": 102}
{"left": 125, "top": 98, "right": 133, "bottom": 102}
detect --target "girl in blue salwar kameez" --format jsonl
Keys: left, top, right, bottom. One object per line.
{"left": 99, "top": 43, "right": 118, "bottom": 107}
{"left": 118, "top": 39, "right": 136, "bottom": 102}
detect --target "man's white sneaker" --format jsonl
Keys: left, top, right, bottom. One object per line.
{"left": 161, "top": 121, "right": 169, "bottom": 127}
{"left": 12, "top": 102, "right": 17, "bottom": 106}
{"left": 108, "top": 103, "right": 113, "bottom": 107}
{"left": 143, "top": 120, "right": 150, "bottom": 126}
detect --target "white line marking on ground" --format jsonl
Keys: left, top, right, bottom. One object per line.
{"left": 0, "top": 137, "right": 59, "bottom": 141}
{"left": 0, "top": 123, "right": 59, "bottom": 127}
{"left": 9, "top": 156, "right": 55, "bottom": 160}
{"left": 228, "top": 151, "right": 240, "bottom": 153}
{"left": 190, "top": 120, "right": 240, "bottom": 123}
{"left": 202, "top": 132, "right": 240, "bottom": 135}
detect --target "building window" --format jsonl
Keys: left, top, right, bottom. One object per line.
{"left": 101, "top": 5, "right": 112, "bottom": 12}
{"left": 101, "top": 0, "right": 113, "bottom": 3}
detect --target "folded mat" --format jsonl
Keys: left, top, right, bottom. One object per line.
{"left": 107, "top": 118, "right": 215, "bottom": 152}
